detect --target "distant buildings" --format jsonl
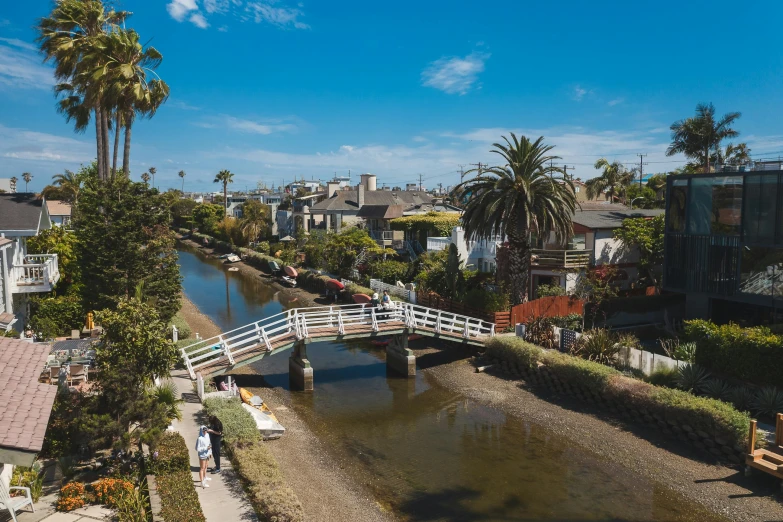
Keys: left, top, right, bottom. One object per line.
{"left": 0, "top": 179, "right": 17, "bottom": 193}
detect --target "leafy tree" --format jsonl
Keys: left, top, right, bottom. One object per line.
{"left": 666, "top": 103, "right": 741, "bottom": 173}
{"left": 215, "top": 217, "right": 245, "bottom": 247}
{"left": 613, "top": 215, "right": 665, "bottom": 288}
{"left": 27, "top": 225, "right": 79, "bottom": 292}
{"left": 585, "top": 158, "right": 633, "bottom": 203}
{"left": 192, "top": 203, "right": 224, "bottom": 235}
{"left": 141, "top": 171, "right": 150, "bottom": 185}
{"left": 178, "top": 170, "right": 186, "bottom": 192}
{"left": 240, "top": 199, "right": 270, "bottom": 242}
{"left": 456, "top": 134, "right": 576, "bottom": 305}
{"left": 625, "top": 185, "right": 661, "bottom": 209}
{"left": 368, "top": 259, "right": 409, "bottom": 284}
{"left": 536, "top": 283, "right": 566, "bottom": 298}
{"left": 22, "top": 172, "right": 33, "bottom": 192}
{"left": 74, "top": 175, "right": 181, "bottom": 322}
{"left": 572, "top": 266, "right": 619, "bottom": 330}
{"left": 646, "top": 173, "right": 667, "bottom": 199}
{"left": 302, "top": 230, "right": 329, "bottom": 269}
{"left": 170, "top": 198, "right": 197, "bottom": 228}
{"left": 713, "top": 142, "right": 751, "bottom": 167}
{"left": 28, "top": 295, "right": 84, "bottom": 340}
{"left": 51, "top": 169, "right": 84, "bottom": 203}
{"left": 214, "top": 169, "right": 234, "bottom": 216}
{"left": 326, "top": 228, "right": 387, "bottom": 279}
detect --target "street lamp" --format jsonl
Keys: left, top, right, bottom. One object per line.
{"left": 630, "top": 197, "right": 646, "bottom": 209}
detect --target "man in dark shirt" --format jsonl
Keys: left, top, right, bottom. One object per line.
{"left": 207, "top": 415, "right": 224, "bottom": 473}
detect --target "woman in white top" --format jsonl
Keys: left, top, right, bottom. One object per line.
{"left": 196, "top": 426, "right": 212, "bottom": 488}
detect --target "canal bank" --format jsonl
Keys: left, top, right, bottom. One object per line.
{"left": 177, "top": 243, "right": 783, "bottom": 521}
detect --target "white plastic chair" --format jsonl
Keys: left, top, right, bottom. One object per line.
{"left": 0, "top": 480, "right": 35, "bottom": 522}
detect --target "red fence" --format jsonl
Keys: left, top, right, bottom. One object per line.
{"left": 510, "top": 295, "right": 584, "bottom": 325}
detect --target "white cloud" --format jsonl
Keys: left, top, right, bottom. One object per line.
{"left": 245, "top": 1, "right": 309, "bottom": 29}
{"left": 194, "top": 114, "right": 299, "bottom": 134}
{"left": 0, "top": 38, "right": 54, "bottom": 90}
{"left": 204, "top": 0, "right": 230, "bottom": 13}
{"left": 421, "top": 52, "right": 489, "bottom": 95}
{"left": 189, "top": 12, "right": 210, "bottom": 28}
{"left": 572, "top": 85, "right": 588, "bottom": 101}
{"left": 607, "top": 97, "right": 624, "bottom": 106}
{"left": 0, "top": 124, "right": 93, "bottom": 164}
{"left": 218, "top": 25, "right": 229, "bottom": 32}
{"left": 167, "top": 0, "right": 199, "bottom": 21}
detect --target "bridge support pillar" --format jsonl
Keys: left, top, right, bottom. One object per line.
{"left": 289, "top": 339, "right": 313, "bottom": 391}
{"left": 386, "top": 330, "right": 415, "bottom": 377}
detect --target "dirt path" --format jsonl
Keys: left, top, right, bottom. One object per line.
{"left": 413, "top": 344, "right": 783, "bottom": 522}
{"left": 178, "top": 293, "right": 394, "bottom": 522}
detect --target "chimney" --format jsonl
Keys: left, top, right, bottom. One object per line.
{"left": 327, "top": 181, "right": 339, "bottom": 198}
{"left": 357, "top": 183, "right": 365, "bottom": 207}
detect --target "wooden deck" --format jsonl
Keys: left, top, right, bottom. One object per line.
{"left": 747, "top": 415, "right": 783, "bottom": 480}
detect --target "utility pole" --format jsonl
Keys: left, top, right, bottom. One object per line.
{"left": 458, "top": 164, "right": 466, "bottom": 183}
{"left": 468, "top": 162, "right": 484, "bottom": 180}
{"left": 418, "top": 173, "right": 424, "bottom": 191}
{"left": 562, "top": 165, "right": 575, "bottom": 181}
{"left": 637, "top": 153, "right": 648, "bottom": 188}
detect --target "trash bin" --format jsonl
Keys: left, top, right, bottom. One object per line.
{"left": 515, "top": 323, "right": 526, "bottom": 338}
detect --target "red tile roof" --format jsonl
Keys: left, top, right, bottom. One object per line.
{"left": 0, "top": 338, "right": 57, "bottom": 455}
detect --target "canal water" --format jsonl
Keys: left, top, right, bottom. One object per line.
{"left": 179, "top": 246, "right": 724, "bottom": 522}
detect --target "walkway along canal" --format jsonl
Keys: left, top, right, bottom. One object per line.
{"left": 178, "top": 245, "right": 731, "bottom": 521}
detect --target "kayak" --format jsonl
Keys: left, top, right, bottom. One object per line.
{"left": 283, "top": 265, "right": 298, "bottom": 277}
{"left": 326, "top": 279, "right": 345, "bottom": 291}
{"left": 268, "top": 260, "right": 281, "bottom": 273}
{"left": 352, "top": 293, "right": 372, "bottom": 304}
{"left": 239, "top": 388, "right": 285, "bottom": 439}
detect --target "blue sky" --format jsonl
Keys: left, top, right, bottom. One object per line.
{"left": 2, "top": 0, "right": 783, "bottom": 193}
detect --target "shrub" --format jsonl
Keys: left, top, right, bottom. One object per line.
{"left": 28, "top": 295, "right": 84, "bottom": 340}
{"left": 147, "top": 432, "right": 190, "bottom": 475}
{"left": 660, "top": 339, "right": 697, "bottom": 363}
{"left": 685, "top": 319, "right": 783, "bottom": 388}
{"left": 115, "top": 486, "right": 150, "bottom": 522}
{"left": 368, "top": 259, "right": 409, "bottom": 285}
{"left": 550, "top": 314, "right": 583, "bottom": 332}
{"left": 203, "top": 397, "right": 261, "bottom": 444}
{"left": 92, "top": 478, "right": 134, "bottom": 508}
{"left": 57, "top": 482, "right": 86, "bottom": 512}
{"left": 390, "top": 212, "right": 461, "bottom": 237}
{"left": 156, "top": 471, "right": 206, "bottom": 522}
{"left": 699, "top": 378, "right": 733, "bottom": 401}
{"left": 254, "top": 241, "right": 270, "bottom": 255}
{"left": 542, "top": 350, "right": 621, "bottom": 395}
{"left": 169, "top": 312, "right": 192, "bottom": 340}
{"left": 729, "top": 386, "right": 755, "bottom": 413}
{"left": 11, "top": 465, "right": 43, "bottom": 502}
{"left": 484, "top": 336, "right": 543, "bottom": 371}
{"left": 525, "top": 316, "right": 556, "bottom": 349}
{"left": 752, "top": 386, "right": 783, "bottom": 419}
{"left": 646, "top": 367, "right": 679, "bottom": 388}
{"left": 536, "top": 283, "right": 565, "bottom": 298}
{"left": 676, "top": 364, "right": 710, "bottom": 393}
{"left": 463, "top": 287, "right": 510, "bottom": 313}
{"left": 570, "top": 328, "right": 622, "bottom": 365}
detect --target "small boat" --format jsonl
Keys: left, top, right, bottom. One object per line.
{"left": 281, "top": 275, "right": 297, "bottom": 287}
{"left": 224, "top": 254, "right": 241, "bottom": 263}
{"left": 239, "top": 388, "right": 285, "bottom": 439}
{"left": 217, "top": 253, "right": 230, "bottom": 259}
{"left": 227, "top": 267, "right": 239, "bottom": 272}
{"left": 352, "top": 293, "right": 372, "bottom": 304}
{"left": 283, "top": 266, "right": 298, "bottom": 278}
{"left": 326, "top": 279, "right": 345, "bottom": 291}
{"left": 268, "top": 260, "right": 282, "bottom": 275}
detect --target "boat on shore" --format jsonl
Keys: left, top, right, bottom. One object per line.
{"left": 224, "top": 254, "right": 241, "bottom": 263}
{"left": 239, "top": 387, "right": 285, "bottom": 439}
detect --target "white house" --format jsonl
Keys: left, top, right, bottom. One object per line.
{"left": 427, "top": 227, "right": 502, "bottom": 273}
{"left": 0, "top": 194, "right": 60, "bottom": 332}
{"left": 46, "top": 200, "right": 72, "bottom": 227}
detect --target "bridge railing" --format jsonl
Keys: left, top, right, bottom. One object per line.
{"left": 400, "top": 303, "right": 495, "bottom": 338}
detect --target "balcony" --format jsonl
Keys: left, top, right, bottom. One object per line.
{"left": 12, "top": 254, "right": 60, "bottom": 293}
{"left": 427, "top": 237, "right": 451, "bottom": 251}
{"left": 369, "top": 230, "right": 403, "bottom": 248}
{"left": 530, "top": 249, "right": 590, "bottom": 269}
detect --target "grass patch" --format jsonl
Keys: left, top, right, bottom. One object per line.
{"left": 147, "top": 432, "right": 190, "bottom": 475}
{"left": 203, "top": 397, "right": 261, "bottom": 444}
{"left": 156, "top": 471, "right": 206, "bottom": 522}
{"left": 169, "top": 311, "right": 192, "bottom": 341}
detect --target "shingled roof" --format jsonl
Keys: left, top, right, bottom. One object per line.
{"left": 0, "top": 193, "right": 46, "bottom": 232}
{"left": 310, "top": 189, "right": 433, "bottom": 212}
{"left": 572, "top": 208, "right": 663, "bottom": 229}
{"left": 0, "top": 338, "right": 57, "bottom": 466}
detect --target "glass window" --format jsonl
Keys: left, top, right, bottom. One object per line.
{"left": 740, "top": 247, "right": 783, "bottom": 298}
{"left": 686, "top": 176, "right": 743, "bottom": 235}
{"left": 569, "top": 233, "right": 586, "bottom": 250}
{"left": 743, "top": 174, "right": 779, "bottom": 242}
{"left": 667, "top": 179, "right": 688, "bottom": 233}
{"left": 687, "top": 178, "right": 712, "bottom": 234}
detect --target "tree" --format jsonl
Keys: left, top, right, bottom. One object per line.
{"left": 714, "top": 142, "right": 751, "bottom": 167}
{"left": 613, "top": 215, "right": 665, "bottom": 288}
{"left": 178, "top": 170, "right": 186, "bottom": 192}
{"left": 10, "top": 176, "right": 17, "bottom": 192}
{"left": 646, "top": 173, "right": 667, "bottom": 199}
{"left": 22, "top": 172, "right": 32, "bottom": 192}
{"left": 326, "top": 228, "right": 388, "bottom": 279}
{"left": 585, "top": 159, "right": 633, "bottom": 203}
{"left": 572, "top": 266, "right": 619, "bottom": 330}
{"left": 192, "top": 203, "right": 224, "bottom": 235}
{"left": 666, "top": 103, "right": 741, "bottom": 173}
{"left": 74, "top": 175, "right": 182, "bottom": 322}
{"left": 51, "top": 169, "right": 83, "bottom": 203}
{"left": 148, "top": 167, "right": 156, "bottom": 189}
{"left": 170, "top": 198, "right": 198, "bottom": 229}
{"left": 141, "top": 172, "right": 150, "bottom": 185}
{"left": 240, "top": 199, "right": 270, "bottom": 242}
{"left": 27, "top": 225, "right": 79, "bottom": 292}
{"left": 456, "top": 134, "right": 576, "bottom": 304}
{"left": 214, "top": 170, "right": 234, "bottom": 216}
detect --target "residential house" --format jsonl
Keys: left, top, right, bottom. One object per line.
{"left": 0, "top": 194, "right": 60, "bottom": 332}
{"left": 0, "top": 178, "right": 17, "bottom": 193}
{"left": 663, "top": 170, "right": 783, "bottom": 324}
{"left": 46, "top": 200, "right": 72, "bottom": 227}
{"left": 426, "top": 227, "right": 502, "bottom": 273}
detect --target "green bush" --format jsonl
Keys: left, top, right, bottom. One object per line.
{"left": 147, "top": 432, "right": 190, "bottom": 475}
{"left": 484, "top": 336, "right": 543, "bottom": 371}
{"left": 202, "top": 397, "right": 261, "bottom": 444}
{"left": 237, "top": 247, "right": 286, "bottom": 274}
{"left": 550, "top": 314, "right": 583, "bottom": 332}
{"left": 156, "top": 471, "right": 206, "bottom": 522}
{"left": 29, "top": 295, "right": 84, "bottom": 340}
{"left": 542, "top": 350, "right": 621, "bottom": 394}
{"left": 685, "top": 319, "right": 783, "bottom": 388}
{"left": 463, "top": 287, "right": 509, "bottom": 313}
{"left": 169, "top": 312, "right": 191, "bottom": 341}
{"left": 646, "top": 367, "right": 679, "bottom": 388}
{"left": 368, "top": 259, "right": 409, "bottom": 285}
{"left": 536, "top": 283, "right": 565, "bottom": 298}
{"left": 296, "top": 269, "right": 333, "bottom": 294}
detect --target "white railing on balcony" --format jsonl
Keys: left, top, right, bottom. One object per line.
{"left": 530, "top": 249, "right": 590, "bottom": 269}
{"left": 427, "top": 237, "right": 450, "bottom": 251}
{"left": 12, "top": 254, "right": 60, "bottom": 292}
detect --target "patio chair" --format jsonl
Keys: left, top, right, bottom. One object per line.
{"left": 69, "top": 364, "right": 87, "bottom": 385}
{"left": 49, "top": 366, "right": 60, "bottom": 384}
{"left": 0, "top": 479, "right": 35, "bottom": 522}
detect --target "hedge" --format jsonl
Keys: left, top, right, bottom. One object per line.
{"left": 237, "top": 247, "right": 285, "bottom": 274}
{"left": 156, "top": 471, "right": 206, "bottom": 522}
{"left": 685, "top": 319, "right": 783, "bottom": 389}
{"left": 484, "top": 336, "right": 750, "bottom": 448}
{"left": 147, "top": 432, "right": 190, "bottom": 475}
{"left": 203, "top": 398, "right": 304, "bottom": 521}
{"left": 169, "top": 312, "right": 192, "bottom": 341}
{"left": 389, "top": 212, "right": 461, "bottom": 237}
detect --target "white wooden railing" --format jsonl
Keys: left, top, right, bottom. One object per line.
{"left": 11, "top": 254, "right": 60, "bottom": 292}
{"left": 427, "top": 237, "right": 451, "bottom": 251}
{"left": 180, "top": 303, "right": 495, "bottom": 379}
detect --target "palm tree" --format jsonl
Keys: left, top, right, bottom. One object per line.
{"left": 214, "top": 170, "right": 235, "bottom": 217}
{"left": 455, "top": 134, "right": 576, "bottom": 304}
{"left": 141, "top": 172, "right": 150, "bottom": 186}
{"left": 646, "top": 173, "right": 667, "bottom": 200}
{"left": 52, "top": 170, "right": 83, "bottom": 203}
{"left": 22, "top": 172, "right": 33, "bottom": 193}
{"left": 714, "top": 142, "right": 751, "bottom": 167}
{"left": 9, "top": 177, "right": 17, "bottom": 193}
{"left": 585, "top": 159, "right": 633, "bottom": 204}
{"left": 666, "top": 103, "right": 741, "bottom": 173}
{"left": 148, "top": 167, "right": 157, "bottom": 189}
{"left": 240, "top": 200, "right": 269, "bottom": 242}
{"left": 178, "top": 170, "right": 186, "bottom": 192}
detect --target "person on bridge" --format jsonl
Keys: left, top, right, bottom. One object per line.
{"left": 371, "top": 292, "right": 380, "bottom": 307}
{"left": 381, "top": 290, "right": 392, "bottom": 309}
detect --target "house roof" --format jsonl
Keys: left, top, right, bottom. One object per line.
{"left": 572, "top": 208, "right": 664, "bottom": 229}
{"left": 357, "top": 204, "right": 404, "bottom": 219}
{"left": 0, "top": 338, "right": 57, "bottom": 464}
{"left": 310, "top": 189, "right": 433, "bottom": 213}
{"left": 0, "top": 193, "right": 45, "bottom": 231}
{"left": 46, "top": 200, "right": 72, "bottom": 217}
{"left": 0, "top": 238, "right": 13, "bottom": 249}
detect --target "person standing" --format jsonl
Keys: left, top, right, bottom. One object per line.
{"left": 207, "top": 415, "right": 224, "bottom": 474}
{"left": 196, "top": 426, "right": 212, "bottom": 488}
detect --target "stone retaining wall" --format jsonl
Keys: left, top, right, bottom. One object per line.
{"left": 487, "top": 357, "right": 747, "bottom": 465}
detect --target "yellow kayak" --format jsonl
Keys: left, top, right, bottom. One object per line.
{"left": 239, "top": 387, "right": 282, "bottom": 425}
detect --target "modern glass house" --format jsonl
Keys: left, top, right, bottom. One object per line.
{"left": 663, "top": 170, "right": 783, "bottom": 324}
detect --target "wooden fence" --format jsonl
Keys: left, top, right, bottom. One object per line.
{"left": 510, "top": 295, "right": 584, "bottom": 325}
{"left": 416, "top": 292, "right": 511, "bottom": 331}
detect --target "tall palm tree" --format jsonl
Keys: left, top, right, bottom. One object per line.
{"left": 214, "top": 170, "right": 235, "bottom": 217}
{"left": 666, "top": 103, "right": 741, "bottom": 173}
{"left": 585, "top": 159, "right": 633, "bottom": 204}
{"left": 52, "top": 169, "right": 83, "bottom": 203}
{"left": 148, "top": 167, "right": 157, "bottom": 189}
{"left": 714, "top": 142, "right": 751, "bottom": 167}
{"left": 141, "top": 172, "right": 150, "bottom": 186}
{"left": 178, "top": 170, "right": 186, "bottom": 192}
{"left": 22, "top": 172, "right": 33, "bottom": 193}
{"left": 455, "top": 134, "right": 576, "bottom": 304}
{"left": 9, "top": 177, "right": 17, "bottom": 193}
{"left": 240, "top": 200, "right": 269, "bottom": 242}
